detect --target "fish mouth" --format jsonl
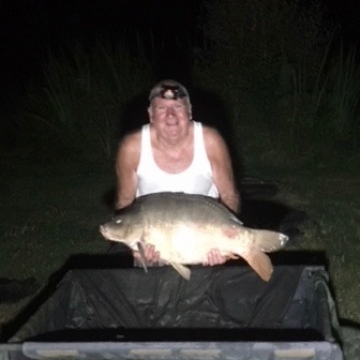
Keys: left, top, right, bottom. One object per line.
{"left": 99, "top": 225, "right": 127, "bottom": 244}
{"left": 99, "top": 225, "right": 107, "bottom": 236}
{"left": 99, "top": 225, "right": 117, "bottom": 241}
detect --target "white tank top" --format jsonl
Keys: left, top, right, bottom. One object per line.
{"left": 136, "top": 121, "right": 219, "bottom": 198}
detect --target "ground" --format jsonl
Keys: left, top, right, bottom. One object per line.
{"left": 0, "top": 147, "right": 359, "bottom": 339}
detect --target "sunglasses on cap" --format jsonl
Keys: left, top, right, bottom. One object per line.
{"left": 150, "top": 84, "right": 188, "bottom": 101}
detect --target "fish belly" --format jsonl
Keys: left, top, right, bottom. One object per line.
{"left": 145, "top": 224, "right": 240, "bottom": 264}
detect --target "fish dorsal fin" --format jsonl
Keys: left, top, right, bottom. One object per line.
{"left": 169, "top": 262, "right": 191, "bottom": 280}
{"left": 242, "top": 250, "right": 273, "bottom": 282}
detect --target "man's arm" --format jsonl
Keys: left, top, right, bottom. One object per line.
{"left": 114, "top": 131, "right": 161, "bottom": 264}
{"left": 203, "top": 126, "right": 240, "bottom": 214}
{"left": 114, "top": 132, "right": 141, "bottom": 210}
{"left": 203, "top": 126, "right": 240, "bottom": 266}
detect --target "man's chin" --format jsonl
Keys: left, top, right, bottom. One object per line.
{"left": 165, "top": 125, "right": 181, "bottom": 136}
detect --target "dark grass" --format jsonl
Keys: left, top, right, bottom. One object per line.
{"left": 0, "top": 151, "right": 113, "bottom": 283}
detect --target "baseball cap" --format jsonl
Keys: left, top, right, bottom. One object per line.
{"left": 149, "top": 79, "right": 190, "bottom": 103}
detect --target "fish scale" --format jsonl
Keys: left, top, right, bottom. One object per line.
{"left": 100, "top": 192, "right": 288, "bottom": 281}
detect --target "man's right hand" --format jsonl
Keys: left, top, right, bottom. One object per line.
{"left": 133, "top": 244, "right": 163, "bottom": 266}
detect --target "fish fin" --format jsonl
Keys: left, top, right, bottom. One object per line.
{"left": 251, "top": 229, "right": 289, "bottom": 252}
{"left": 169, "top": 262, "right": 191, "bottom": 280}
{"left": 136, "top": 242, "right": 148, "bottom": 273}
{"left": 242, "top": 250, "right": 273, "bottom": 282}
{"left": 225, "top": 253, "right": 239, "bottom": 260}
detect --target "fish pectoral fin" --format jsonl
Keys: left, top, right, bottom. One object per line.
{"left": 242, "top": 250, "right": 273, "bottom": 282}
{"left": 169, "top": 262, "right": 191, "bottom": 280}
{"left": 136, "top": 242, "right": 148, "bottom": 273}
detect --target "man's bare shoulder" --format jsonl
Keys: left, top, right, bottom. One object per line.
{"left": 116, "top": 129, "right": 142, "bottom": 171}
{"left": 202, "top": 124, "right": 227, "bottom": 149}
{"left": 117, "top": 129, "right": 142, "bottom": 155}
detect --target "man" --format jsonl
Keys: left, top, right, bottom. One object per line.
{"left": 115, "top": 79, "right": 240, "bottom": 266}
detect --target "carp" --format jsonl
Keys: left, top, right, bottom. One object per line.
{"left": 100, "top": 192, "right": 288, "bottom": 281}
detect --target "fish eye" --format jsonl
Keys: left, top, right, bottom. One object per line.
{"left": 115, "top": 218, "right": 122, "bottom": 224}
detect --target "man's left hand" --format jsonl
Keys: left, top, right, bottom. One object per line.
{"left": 202, "top": 249, "right": 227, "bottom": 266}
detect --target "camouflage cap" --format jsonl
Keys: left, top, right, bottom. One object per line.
{"left": 149, "top": 79, "right": 190, "bottom": 103}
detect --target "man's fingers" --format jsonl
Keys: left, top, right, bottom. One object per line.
{"left": 205, "top": 249, "right": 227, "bottom": 266}
{"left": 144, "top": 244, "right": 154, "bottom": 258}
{"left": 142, "top": 244, "right": 160, "bottom": 263}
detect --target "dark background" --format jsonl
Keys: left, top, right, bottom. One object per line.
{"left": 0, "top": 0, "right": 359, "bottom": 116}
{"left": 0, "top": 0, "right": 200, "bottom": 113}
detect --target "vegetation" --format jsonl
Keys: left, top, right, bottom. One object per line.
{"left": 15, "top": 40, "right": 152, "bottom": 157}
{"left": 191, "top": 0, "right": 360, "bottom": 327}
{"left": 193, "top": 0, "right": 360, "bottom": 170}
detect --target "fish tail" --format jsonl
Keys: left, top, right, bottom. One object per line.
{"left": 251, "top": 229, "right": 289, "bottom": 252}
{"left": 243, "top": 250, "right": 273, "bottom": 281}
{"left": 236, "top": 229, "right": 288, "bottom": 281}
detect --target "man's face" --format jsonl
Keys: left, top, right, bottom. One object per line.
{"left": 148, "top": 97, "right": 192, "bottom": 141}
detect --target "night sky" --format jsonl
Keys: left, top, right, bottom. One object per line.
{"left": 0, "top": 0, "right": 359, "bottom": 115}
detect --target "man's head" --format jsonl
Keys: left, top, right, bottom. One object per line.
{"left": 148, "top": 80, "right": 192, "bottom": 141}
